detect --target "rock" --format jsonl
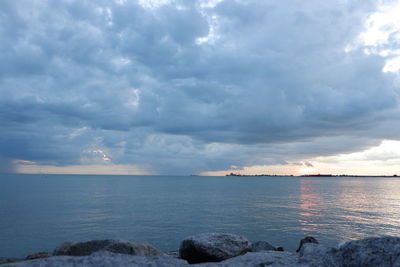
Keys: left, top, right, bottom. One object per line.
{"left": 298, "top": 243, "right": 338, "bottom": 267}
{"left": 0, "top": 258, "right": 22, "bottom": 265}
{"left": 299, "top": 236, "right": 400, "bottom": 266}
{"left": 251, "top": 241, "right": 276, "bottom": 252}
{"left": 298, "top": 243, "right": 334, "bottom": 257}
{"left": 7, "top": 235, "right": 400, "bottom": 267}
{"left": 196, "top": 251, "right": 298, "bottom": 267}
{"left": 296, "top": 236, "right": 319, "bottom": 253}
{"left": 335, "top": 236, "right": 400, "bottom": 266}
{"left": 179, "top": 233, "right": 251, "bottom": 264}
{"left": 25, "top": 252, "right": 52, "bottom": 261}
{"left": 53, "top": 239, "right": 163, "bottom": 257}
{"left": 6, "top": 251, "right": 189, "bottom": 267}
{"left": 106, "top": 241, "right": 163, "bottom": 256}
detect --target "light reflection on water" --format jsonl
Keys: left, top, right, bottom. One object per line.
{"left": 297, "top": 178, "right": 400, "bottom": 244}
{"left": 2, "top": 174, "right": 400, "bottom": 258}
{"left": 298, "top": 179, "right": 323, "bottom": 233}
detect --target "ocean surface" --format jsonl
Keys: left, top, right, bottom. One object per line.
{"left": 1, "top": 174, "right": 400, "bottom": 258}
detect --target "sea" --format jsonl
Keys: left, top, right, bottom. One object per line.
{"left": 1, "top": 174, "right": 400, "bottom": 258}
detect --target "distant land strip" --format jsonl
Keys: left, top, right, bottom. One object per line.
{"left": 226, "top": 173, "right": 399, "bottom": 177}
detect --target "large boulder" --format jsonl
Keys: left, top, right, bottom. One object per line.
{"left": 53, "top": 239, "right": 163, "bottom": 257}
{"left": 335, "top": 236, "right": 400, "bottom": 266}
{"left": 7, "top": 251, "right": 189, "bottom": 267}
{"left": 251, "top": 241, "right": 276, "bottom": 252}
{"left": 179, "top": 233, "right": 251, "bottom": 263}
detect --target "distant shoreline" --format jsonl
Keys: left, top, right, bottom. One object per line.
{"left": 226, "top": 173, "right": 399, "bottom": 177}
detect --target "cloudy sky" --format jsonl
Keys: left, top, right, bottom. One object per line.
{"left": 1, "top": 0, "right": 400, "bottom": 175}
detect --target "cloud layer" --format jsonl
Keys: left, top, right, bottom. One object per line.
{"left": 1, "top": 0, "right": 399, "bottom": 174}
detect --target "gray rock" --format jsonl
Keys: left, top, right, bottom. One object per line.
{"left": 335, "top": 236, "right": 400, "bottom": 267}
{"left": 299, "top": 236, "right": 400, "bottom": 267}
{"left": 25, "top": 252, "right": 52, "bottom": 261}
{"left": 196, "top": 251, "right": 299, "bottom": 267}
{"left": 7, "top": 235, "right": 400, "bottom": 267}
{"left": 6, "top": 251, "right": 189, "bottom": 267}
{"left": 298, "top": 243, "right": 338, "bottom": 267}
{"left": 179, "top": 233, "right": 251, "bottom": 263}
{"left": 251, "top": 241, "right": 276, "bottom": 252}
{"left": 53, "top": 239, "right": 163, "bottom": 257}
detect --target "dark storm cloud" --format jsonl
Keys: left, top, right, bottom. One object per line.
{"left": 0, "top": 0, "right": 399, "bottom": 174}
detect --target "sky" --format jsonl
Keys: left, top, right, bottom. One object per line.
{"left": 1, "top": 0, "right": 400, "bottom": 175}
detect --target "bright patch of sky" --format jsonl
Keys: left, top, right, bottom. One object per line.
{"left": 198, "top": 0, "right": 225, "bottom": 9}
{"left": 16, "top": 163, "right": 153, "bottom": 175}
{"left": 306, "top": 140, "right": 400, "bottom": 176}
{"left": 204, "top": 140, "right": 400, "bottom": 176}
{"left": 138, "top": 0, "right": 171, "bottom": 10}
{"left": 351, "top": 0, "right": 400, "bottom": 72}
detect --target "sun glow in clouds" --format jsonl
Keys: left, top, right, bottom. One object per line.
{"left": 298, "top": 167, "right": 315, "bottom": 175}
{"left": 202, "top": 140, "right": 400, "bottom": 176}
{"left": 330, "top": 140, "right": 400, "bottom": 163}
{"left": 307, "top": 140, "right": 400, "bottom": 176}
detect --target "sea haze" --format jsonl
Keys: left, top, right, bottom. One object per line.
{"left": 1, "top": 174, "right": 400, "bottom": 258}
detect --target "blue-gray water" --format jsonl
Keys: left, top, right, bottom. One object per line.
{"left": 1, "top": 174, "right": 400, "bottom": 258}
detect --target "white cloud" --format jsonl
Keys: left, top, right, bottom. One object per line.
{"left": 359, "top": 2, "right": 400, "bottom": 47}
{"left": 138, "top": 0, "right": 172, "bottom": 10}
{"left": 351, "top": 0, "right": 400, "bottom": 72}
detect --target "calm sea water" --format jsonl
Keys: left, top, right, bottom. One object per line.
{"left": 1, "top": 174, "right": 400, "bottom": 258}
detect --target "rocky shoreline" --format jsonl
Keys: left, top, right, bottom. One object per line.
{"left": 1, "top": 233, "right": 400, "bottom": 266}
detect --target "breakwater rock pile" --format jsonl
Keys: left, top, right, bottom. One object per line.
{"left": 2, "top": 233, "right": 400, "bottom": 266}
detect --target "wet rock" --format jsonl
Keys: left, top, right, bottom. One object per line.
{"left": 53, "top": 239, "right": 163, "bottom": 257}
{"left": 179, "top": 233, "right": 251, "bottom": 264}
{"left": 196, "top": 251, "right": 298, "bottom": 267}
{"left": 296, "top": 236, "right": 319, "bottom": 253}
{"left": 251, "top": 241, "right": 276, "bottom": 252}
{"left": 7, "top": 251, "right": 189, "bottom": 267}
{"left": 25, "top": 252, "right": 52, "bottom": 261}
{"left": 335, "top": 236, "right": 400, "bottom": 267}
